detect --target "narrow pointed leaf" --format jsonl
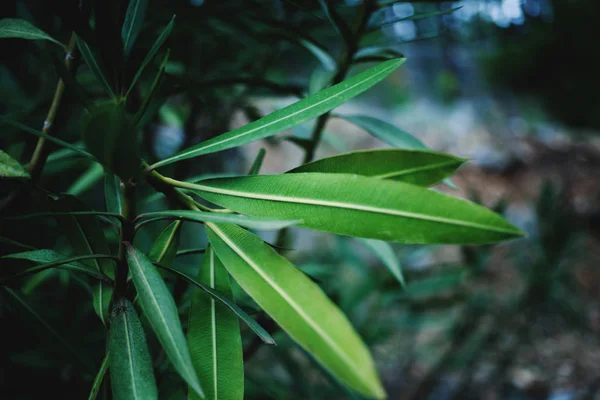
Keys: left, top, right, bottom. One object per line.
{"left": 359, "top": 239, "right": 404, "bottom": 287}
{"left": 109, "top": 299, "right": 158, "bottom": 400}
{"left": 127, "top": 16, "right": 175, "bottom": 94}
{"left": 185, "top": 174, "right": 524, "bottom": 244}
{"left": 148, "top": 220, "right": 182, "bottom": 265}
{"left": 157, "top": 262, "right": 274, "bottom": 345}
{"left": 0, "top": 18, "right": 65, "bottom": 47}
{"left": 76, "top": 35, "right": 116, "bottom": 98}
{"left": 135, "top": 210, "right": 301, "bottom": 231}
{"left": 122, "top": 0, "right": 148, "bottom": 56}
{"left": 288, "top": 149, "right": 465, "bottom": 186}
{"left": 67, "top": 163, "right": 104, "bottom": 195}
{"left": 151, "top": 59, "right": 405, "bottom": 168}
{"left": 298, "top": 38, "right": 336, "bottom": 71}
{"left": 248, "top": 148, "right": 266, "bottom": 175}
{"left": 338, "top": 114, "right": 458, "bottom": 188}
{"left": 0, "top": 115, "right": 95, "bottom": 159}
{"left": 318, "top": 0, "right": 353, "bottom": 45}
{"left": 340, "top": 114, "right": 426, "bottom": 150}
{"left": 0, "top": 149, "right": 29, "bottom": 179}
{"left": 51, "top": 196, "right": 115, "bottom": 325}
{"left": 187, "top": 246, "right": 244, "bottom": 400}
{"left": 134, "top": 49, "right": 169, "bottom": 127}
{"left": 1, "top": 250, "right": 113, "bottom": 282}
{"left": 105, "top": 172, "right": 123, "bottom": 214}
{"left": 206, "top": 223, "right": 385, "bottom": 398}
{"left": 125, "top": 244, "right": 204, "bottom": 398}
{"left": 88, "top": 352, "right": 110, "bottom": 400}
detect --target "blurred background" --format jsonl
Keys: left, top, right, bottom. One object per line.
{"left": 2, "top": 1, "right": 600, "bottom": 399}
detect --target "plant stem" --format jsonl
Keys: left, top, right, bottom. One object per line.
{"left": 116, "top": 179, "right": 136, "bottom": 297}
{"left": 143, "top": 162, "right": 202, "bottom": 211}
{"left": 276, "top": 0, "right": 377, "bottom": 247}
{"left": 28, "top": 33, "right": 79, "bottom": 181}
{"left": 302, "top": 0, "right": 377, "bottom": 164}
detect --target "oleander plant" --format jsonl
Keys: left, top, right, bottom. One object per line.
{"left": 0, "top": 1, "right": 523, "bottom": 399}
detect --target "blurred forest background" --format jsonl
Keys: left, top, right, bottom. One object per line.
{"left": 2, "top": 0, "right": 600, "bottom": 399}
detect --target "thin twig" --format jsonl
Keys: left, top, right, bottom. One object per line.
{"left": 28, "top": 33, "right": 79, "bottom": 181}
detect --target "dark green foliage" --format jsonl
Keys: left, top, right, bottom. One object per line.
{"left": 0, "top": 1, "right": 525, "bottom": 399}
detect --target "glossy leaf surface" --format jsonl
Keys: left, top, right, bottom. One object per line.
{"left": 206, "top": 223, "right": 385, "bottom": 398}
{"left": 288, "top": 149, "right": 465, "bottom": 186}
{"left": 126, "top": 245, "right": 204, "bottom": 398}
{"left": 151, "top": 59, "right": 405, "bottom": 168}
{"left": 189, "top": 174, "right": 523, "bottom": 244}
{"left": 0, "top": 18, "right": 64, "bottom": 47}
{"left": 109, "top": 299, "right": 158, "bottom": 400}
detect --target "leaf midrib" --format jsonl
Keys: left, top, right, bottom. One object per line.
{"left": 122, "top": 310, "right": 139, "bottom": 400}
{"left": 207, "top": 223, "right": 371, "bottom": 390}
{"left": 373, "top": 159, "right": 461, "bottom": 180}
{"left": 193, "top": 182, "right": 518, "bottom": 235}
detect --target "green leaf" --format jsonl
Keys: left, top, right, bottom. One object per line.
{"left": 318, "top": 0, "right": 353, "bottom": 45}
{"left": 0, "top": 251, "right": 113, "bottom": 282}
{"left": 122, "top": 0, "right": 148, "bottom": 57}
{"left": 0, "top": 236, "right": 36, "bottom": 251}
{"left": 187, "top": 246, "right": 244, "bottom": 400}
{"left": 81, "top": 103, "right": 140, "bottom": 179}
{"left": 88, "top": 352, "right": 110, "bottom": 400}
{"left": 67, "top": 163, "right": 104, "bottom": 195}
{"left": 298, "top": 38, "right": 336, "bottom": 72}
{"left": 105, "top": 172, "right": 123, "bottom": 215}
{"left": 359, "top": 239, "right": 404, "bottom": 287}
{"left": 157, "top": 262, "right": 274, "bottom": 345}
{"left": 206, "top": 223, "right": 385, "bottom": 399}
{"left": 134, "top": 49, "right": 170, "bottom": 127}
{"left": 338, "top": 115, "right": 459, "bottom": 189}
{"left": 51, "top": 196, "right": 115, "bottom": 325}
{"left": 125, "top": 244, "right": 204, "bottom": 398}
{"left": 148, "top": 220, "right": 182, "bottom": 265}
{"left": 248, "top": 148, "right": 266, "bottom": 175}
{"left": 76, "top": 35, "right": 116, "bottom": 98}
{"left": 184, "top": 173, "right": 524, "bottom": 244}
{"left": 109, "top": 299, "right": 158, "bottom": 400}
{"left": 288, "top": 149, "right": 465, "bottom": 186}
{"left": 151, "top": 58, "right": 406, "bottom": 169}
{"left": 0, "top": 115, "right": 96, "bottom": 159}
{"left": 0, "top": 149, "right": 29, "bottom": 179}
{"left": 0, "top": 18, "right": 65, "bottom": 47}
{"left": 339, "top": 114, "right": 426, "bottom": 150}
{"left": 127, "top": 16, "right": 175, "bottom": 95}
{"left": 135, "top": 210, "right": 301, "bottom": 231}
